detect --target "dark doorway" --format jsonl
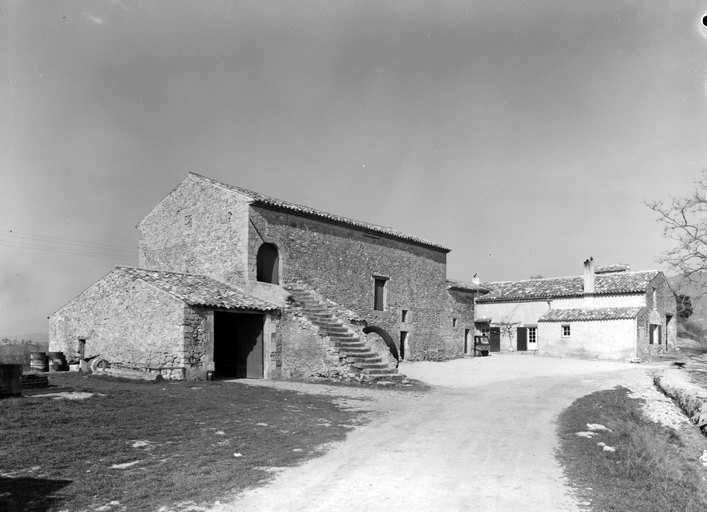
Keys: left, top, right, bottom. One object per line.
{"left": 517, "top": 327, "right": 528, "bottom": 351}
{"left": 464, "top": 329, "right": 471, "bottom": 354}
{"left": 214, "top": 312, "right": 264, "bottom": 378}
{"left": 257, "top": 243, "right": 279, "bottom": 284}
{"left": 665, "top": 315, "right": 672, "bottom": 350}
{"left": 489, "top": 327, "right": 501, "bottom": 352}
{"left": 400, "top": 331, "right": 408, "bottom": 360}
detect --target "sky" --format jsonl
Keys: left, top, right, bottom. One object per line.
{"left": 2, "top": 0, "right": 707, "bottom": 336}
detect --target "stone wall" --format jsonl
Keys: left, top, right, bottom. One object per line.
{"left": 637, "top": 274, "right": 677, "bottom": 361}
{"left": 446, "top": 289, "right": 476, "bottom": 356}
{"left": 49, "top": 270, "right": 189, "bottom": 378}
{"left": 249, "top": 205, "right": 451, "bottom": 359}
{"left": 138, "top": 174, "right": 251, "bottom": 286}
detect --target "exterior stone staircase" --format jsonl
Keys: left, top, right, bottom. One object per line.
{"left": 286, "top": 283, "right": 404, "bottom": 383}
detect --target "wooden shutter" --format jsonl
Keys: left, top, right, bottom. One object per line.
{"left": 517, "top": 327, "right": 527, "bottom": 351}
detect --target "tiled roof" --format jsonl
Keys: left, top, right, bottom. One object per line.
{"left": 477, "top": 270, "right": 661, "bottom": 303}
{"left": 447, "top": 279, "right": 489, "bottom": 293}
{"left": 117, "top": 267, "right": 279, "bottom": 311}
{"left": 189, "top": 173, "right": 450, "bottom": 252}
{"left": 538, "top": 307, "right": 644, "bottom": 322}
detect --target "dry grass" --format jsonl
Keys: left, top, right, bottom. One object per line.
{"left": 0, "top": 372, "right": 372, "bottom": 512}
{"left": 556, "top": 387, "right": 707, "bottom": 512}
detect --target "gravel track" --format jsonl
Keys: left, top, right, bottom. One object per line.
{"left": 215, "top": 354, "right": 688, "bottom": 512}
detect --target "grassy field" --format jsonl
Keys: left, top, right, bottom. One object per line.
{"left": 0, "top": 373, "right": 373, "bottom": 512}
{"left": 556, "top": 386, "right": 707, "bottom": 512}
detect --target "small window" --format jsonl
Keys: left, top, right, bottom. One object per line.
{"left": 401, "top": 309, "right": 408, "bottom": 323}
{"left": 528, "top": 327, "right": 537, "bottom": 344}
{"left": 452, "top": 318, "right": 458, "bottom": 328}
{"left": 374, "top": 277, "right": 387, "bottom": 311}
{"left": 562, "top": 325, "right": 571, "bottom": 337}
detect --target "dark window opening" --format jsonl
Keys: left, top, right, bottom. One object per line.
{"left": 401, "top": 309, "right": 408, "bottom": 323}
{"left": 78, "top": 338, "right": 86, "bottom": 359}
{"left": 374, "top": 278, "right": 386, "bottom": 311}
{"left": 562, "top": 325, "right": 570, "bottom": 337}
{"left": 256, "top": 243, "right": 279, "bottom": 284}
{"left": 452, "top": 318, "right": 458, "bottom": 327}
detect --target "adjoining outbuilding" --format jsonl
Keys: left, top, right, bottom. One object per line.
{"left": 50, "top": 267, "right": 280, "bottom": 380}
{"left": 475, "top": 259, "right": 676, "bottom": 361}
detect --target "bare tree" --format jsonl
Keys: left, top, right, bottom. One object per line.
{"left": 497, "top": 321, "right": 519, "bottom": 351}
{"left": 646, "top": 169, "right": 707, "bottom": 295}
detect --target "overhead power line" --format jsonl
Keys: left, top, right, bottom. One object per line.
{"left": 0, "top": 229, "right": 135, "bottom": 254}
{"left": 0, "top": 240, "right": 136, "bottom": 262}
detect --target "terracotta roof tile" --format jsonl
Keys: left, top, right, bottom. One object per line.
{"left": 117, "top": 267, "right": 279, "bottom": 311}
{"left": 538, "top": 307, "right": 644, "bottom": 322}
{"left": 190, "top": 173, "right": 450, "bottom": 252}
{"left": 477, "top": 270, "right": 661, "bottom": 303}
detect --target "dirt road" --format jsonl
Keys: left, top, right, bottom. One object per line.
{"left": 217, "top": 354, "right": 678, "bottom": 512}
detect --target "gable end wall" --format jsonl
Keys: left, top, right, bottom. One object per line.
{"left": 49, "top": 271, "right": 188, "bottom": 378}
{"left": 138, "top": 175, "right": 250, "bottom": 286}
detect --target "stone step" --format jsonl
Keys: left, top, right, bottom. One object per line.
{"left": 333, "top": 343, "right": 366, "bottom": 350}
{"left": 328, "top": 331, "right": 355, "bottom": 338}
{"left": 343, "top": 353, "right": 379, "bottom": 361}
{"left": 358, "top": 362, "right": 390, "bottom": 369}
{"left": 326, "top": 326, "right": 349, "bottom": 334}
{"left": 363, "top": 373, "right": 405, "bottom": 382}
{"left": 329, "top": 340, "right": 365, "bottom": 349}
{"left": 345, "top": 356, "right": 383, "bottom": 364}
{"left": 340, "top": 346, "right": 374, "bottom": 354}
{"left": 310, "top": 320, "right": 340, "bottom": 328}
{"left": 336, "top": 340, "right": 365, "bottom": 347}
{"left": 362, "top": 367, "right": 398, "bottom": 375}
{"left": 304, "top": 309, "right": 332, "bottom": 318}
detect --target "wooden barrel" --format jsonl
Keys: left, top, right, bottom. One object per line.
{"left": 47, "top": 352, "right": 67, "bottom": 372}
{"left": 30, "top": 352, "right": 48, "bottom": 372}
{"left": 0, "top": 364, "right": 22, "bottom": 398}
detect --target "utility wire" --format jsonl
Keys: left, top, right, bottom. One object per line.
{"left": 0, "top": 229, "right": 135, "bottom": 253}
{"left": 0, "top": 234, "right": 136, "bottom": 259}
{"left": 0, "top": 237, "right": 137, "bottom": 258}
{"left": 0, "top": 240, "right": 136, "bottom": 262}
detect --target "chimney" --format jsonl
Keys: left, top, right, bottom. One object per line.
{"left": 583, "top": 257, "right": 595, "bottom": 308}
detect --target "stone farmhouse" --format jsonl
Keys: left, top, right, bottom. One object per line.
{"left": 49, "top": 173, "right": 484, "bottom": 380}
{"left": 475, "top": 258, "right": 677, "bottom": 361}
